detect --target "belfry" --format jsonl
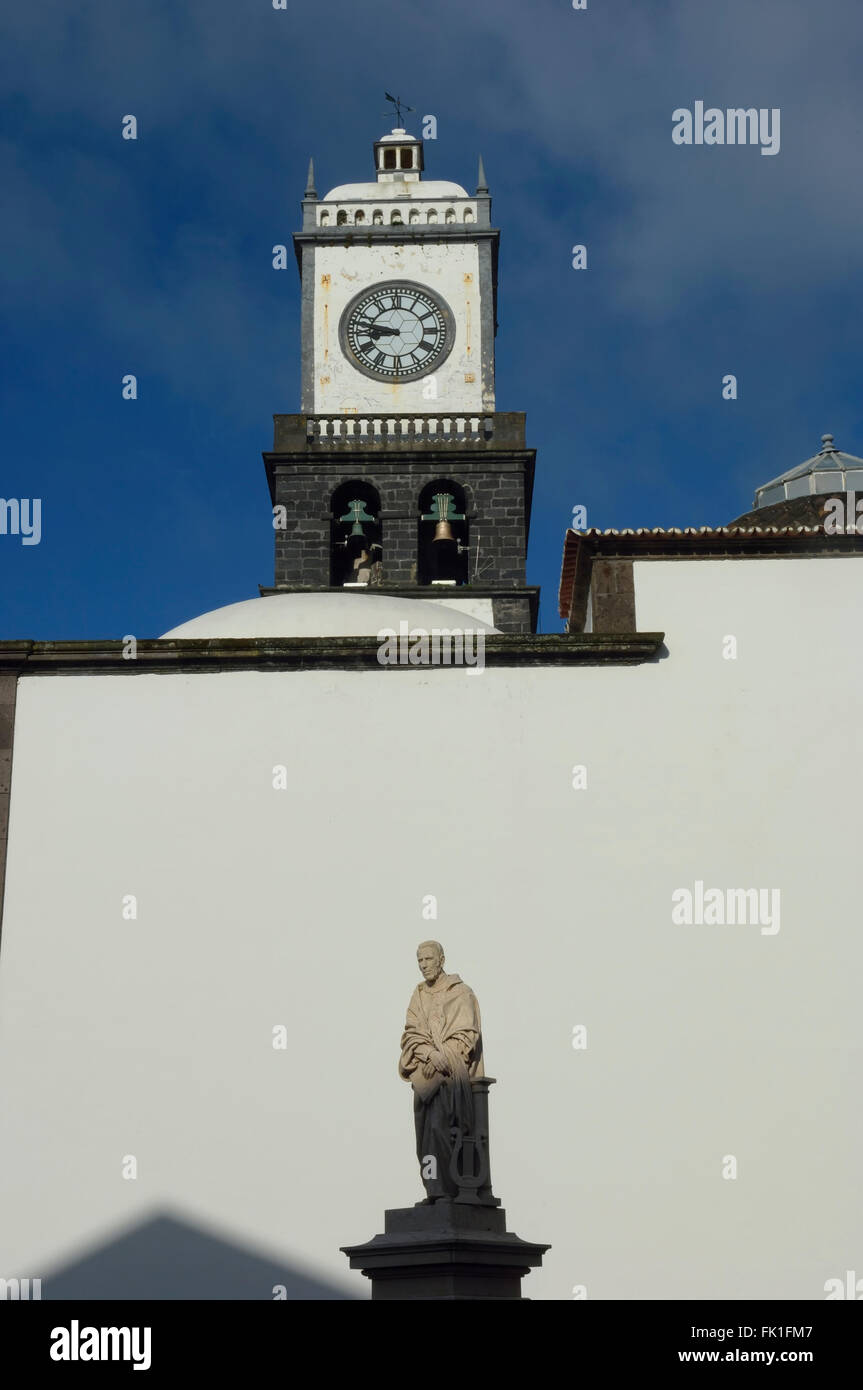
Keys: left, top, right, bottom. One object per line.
{"left": 262, "top": 128, "right": 539, "bottom": 633}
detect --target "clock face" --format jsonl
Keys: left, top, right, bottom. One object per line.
{"left": 340, "top": 281, "right": 454, "bottom": 381}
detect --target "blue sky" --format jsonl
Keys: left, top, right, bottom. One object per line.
{"left": 2, "top": 0, "right": 862, "bottom": 636}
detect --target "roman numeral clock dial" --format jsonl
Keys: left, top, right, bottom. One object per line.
{"left": 339, "top": 281, "right": 455, "bottom": 381}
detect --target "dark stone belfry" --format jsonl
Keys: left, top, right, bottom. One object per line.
{"left": 261, "top": 129, "right": 539, "bottom": 634}
{"left": 262, "top": 414, "right": 537, "bottom": 632}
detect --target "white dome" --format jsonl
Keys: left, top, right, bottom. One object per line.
{"left": 159, "top": 593, "right": 499, "bottom": 640}
{"left": 323, "top": 179, "right": 469, "bottom": 201}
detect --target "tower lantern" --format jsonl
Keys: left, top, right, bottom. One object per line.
{"left": 373, "top": 128, "right": 424, "bottom": 182}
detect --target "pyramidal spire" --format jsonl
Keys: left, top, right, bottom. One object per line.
{"left": 476, "top": 155, "right": 489, "bottom": 195}
{"left": 304, "top": 157, "right": 317, "bottom": 199}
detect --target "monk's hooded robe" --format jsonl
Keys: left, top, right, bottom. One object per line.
{"left": 399, "top": 973, "right": 484, "bottom": 1199}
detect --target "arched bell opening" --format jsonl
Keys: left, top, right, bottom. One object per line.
{"left": 417, "top": 481, "right": 469, "bottom": 586}
{"left": 330, "top": 481, "right": 383, "bottom": 587}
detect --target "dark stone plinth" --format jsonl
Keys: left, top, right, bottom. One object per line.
{"left": 341, "top": 1202, "right": 549, "bottom": 1300}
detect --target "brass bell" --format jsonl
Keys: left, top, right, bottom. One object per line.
{"left": 433, "top": 519, "right": 455, "bottom": 543}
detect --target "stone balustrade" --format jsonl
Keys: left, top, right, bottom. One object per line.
{"left": 270, "top": 412, "right": 528, "bottom": 452}
{"left": 304, "top": 414, "right": 495, "bottom": 444}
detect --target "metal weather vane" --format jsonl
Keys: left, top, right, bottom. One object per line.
{"left": 384, "top": 92, "right": 415, "bottom": 127}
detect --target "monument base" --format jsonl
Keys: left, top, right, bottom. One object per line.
{"left": 341, "top": 1201, "right": 549, "bottom": 1300}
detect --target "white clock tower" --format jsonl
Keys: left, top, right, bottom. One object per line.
{"left": 268, "top": 126, "right": 537, "bottom": 633}
{"left": 294, "top": 128, "right": 497, "bottom": 415}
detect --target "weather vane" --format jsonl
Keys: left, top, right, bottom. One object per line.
{"left": 385, "top": 92, "right": 415, "bottom": 127}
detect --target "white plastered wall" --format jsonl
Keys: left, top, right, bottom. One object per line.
{"left": 0, "top": 555, "right": 861, "bottom": 1300}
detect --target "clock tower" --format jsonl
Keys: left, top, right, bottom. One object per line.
{"left": 263, "top": 127, "right": 539, "bottom": 632}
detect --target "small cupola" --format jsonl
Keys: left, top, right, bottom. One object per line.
{"left": 373, "top": 128, "right": 423, "bottom": 184}
{"left": 754, "top": 432, "right": 863, "bottom": 509}
{"left": 727, "top": 430, "right": 863, "bottom": 529}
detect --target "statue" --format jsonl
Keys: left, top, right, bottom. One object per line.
{"left": 351, "top": 542, "right": 383, "bottom": 586}
{"left": 399, "top": 942, "right": 484, "bottom": 1202}
{"left": 342, "top": 943, "right": 549, "bottom": 1296}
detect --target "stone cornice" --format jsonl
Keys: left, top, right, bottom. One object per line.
{"left": 257, "top": 584, "right": 541, "bottom": 600}
{"left": 292, "top": 226, "right": 499, "bottom": 246}
{"left": 0, "top": 633, "right": 665, "bottom": 674}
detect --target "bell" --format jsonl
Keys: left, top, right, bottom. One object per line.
{"left": 433, "top": 519, "right": 455, "bottom": 543}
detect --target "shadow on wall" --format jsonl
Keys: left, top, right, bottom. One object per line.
{"left": 41, "top": 1212, "right": 357, "bottom": 1300}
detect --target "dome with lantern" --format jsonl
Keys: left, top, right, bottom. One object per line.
{"left": 729, "top": 432, "right": 863, "bottom": 528}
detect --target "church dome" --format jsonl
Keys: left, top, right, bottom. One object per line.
{"left": 728, "top": 432, "right": 863, "bottom": 528}
{"left": 754, "top": 433, "right": 863, "bottom": 509}
{"left": 159, "top": 593, "right": 499, "bottom": 640}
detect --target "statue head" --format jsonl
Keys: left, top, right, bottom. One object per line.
{"left": 417, "top": 941, "right": 444, "bottom": 985}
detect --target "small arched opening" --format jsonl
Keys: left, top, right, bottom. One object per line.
{"left": 417, "top": 480, "right": 469, "bottom": 586}
{"left": 330, "top": 481, "right": 383, "bottom": 587}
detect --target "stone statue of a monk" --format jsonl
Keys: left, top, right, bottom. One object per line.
{"left": 398, "top": 942, "right": 484, "bottom": 1202}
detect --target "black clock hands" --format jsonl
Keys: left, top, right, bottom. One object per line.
{"left": 355, "top": 316, "right": 397, "bottom": 340}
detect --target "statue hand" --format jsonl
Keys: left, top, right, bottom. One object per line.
{"left": 422, "top": 1059, "right": 436, "bottom": 1080}
{"left": 433, "top": 1050, "right": 450, "bottom": 1075}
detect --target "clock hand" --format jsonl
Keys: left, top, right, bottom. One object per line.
{"left": 355, "top": 318, "right": 394, "bottom": 339}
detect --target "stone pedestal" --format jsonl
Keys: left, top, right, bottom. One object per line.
{"left": 341, "top": 1201, "right": 549, "bottom": 1300}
